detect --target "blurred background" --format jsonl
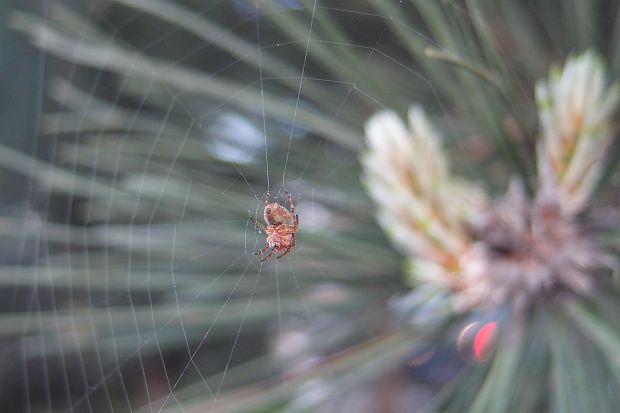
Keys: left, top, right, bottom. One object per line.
{"left": 1, "top": 0, "right": 619, "bottom": 412}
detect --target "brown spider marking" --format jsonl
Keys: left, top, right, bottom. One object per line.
{"left": 251, "top": 192, "right": 299, "bottom": 262}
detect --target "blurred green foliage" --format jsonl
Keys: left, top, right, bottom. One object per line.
{"left": 0, "top": 0, "right": 619, "bottom": 412}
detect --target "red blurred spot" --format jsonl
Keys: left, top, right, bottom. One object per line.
{"left": 473, "top": 321, "right": 497, "bottom": 361}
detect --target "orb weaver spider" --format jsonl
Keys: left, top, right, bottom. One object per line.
{"left": 250, "top": 192, "right": 299, "bottom": 262}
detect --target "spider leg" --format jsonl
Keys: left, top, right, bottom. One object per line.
{"left": 254, "top": 244, "right": 270, "bottom": 256}
{"left": 285, "top": 192, "right": 299, "bottom": 231}
{"left": 250, "top": 217, "right": 267, "bottom": 233}
{"left": 286, "top": 191, "right": 295, "bottom": 215}
{"left": 260, "top": 248, "right": 276, "bottom": 262}
{"left": 276, "top": 236, "right": 295, "bottom": 259}
{"left": 276, "top": 247, "right": 291, "bottom": 259}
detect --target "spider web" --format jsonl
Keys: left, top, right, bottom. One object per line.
{"left": 1, "top": 0, "right": 493, "bottom": 412}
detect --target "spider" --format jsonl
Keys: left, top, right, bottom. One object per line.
{"left": 251, "top": 192, "right": 299, "bottom": 262}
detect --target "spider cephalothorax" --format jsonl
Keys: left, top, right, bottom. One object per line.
{"left": 251, "top": 192, "right": 299, "bottom": 262}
